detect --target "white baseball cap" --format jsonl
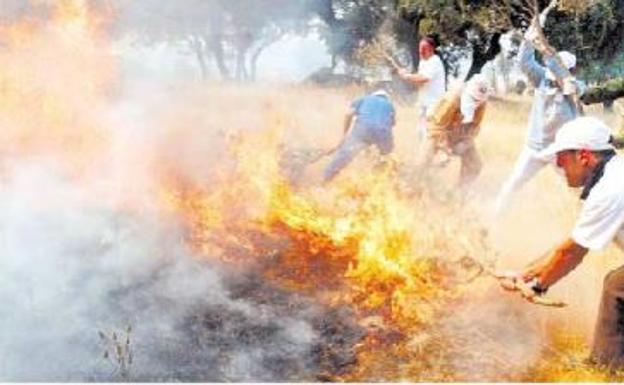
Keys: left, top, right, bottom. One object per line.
{"left": 372, "top": 89, "right": 390, "bottom": 98}
{"left": 545, "top": 51, "right": 577, "bottom": 82}
{"left": 558, "top": 51, "right": 576, "bottom": 70}
{"left": 540, "top": 116, "right": 614, "bottom": 160}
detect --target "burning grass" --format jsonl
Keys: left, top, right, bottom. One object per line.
{"left": 161, "top": 84, "right": 624, "bottom": 381}
{"left": 0, "top": 0, "right": 115, "bottom": 173}
{"left": 3, "top": 0, "right": 624, "bottom": 380}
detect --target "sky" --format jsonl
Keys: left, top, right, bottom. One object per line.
{"left": 118, "top": 32, "right": 332, "bottom": 84}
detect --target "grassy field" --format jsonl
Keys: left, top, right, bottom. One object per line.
{"left": 157, "top": 83, "right": 624, "bottom": 381}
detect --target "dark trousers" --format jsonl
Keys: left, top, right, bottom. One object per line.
{"left": 592, "top": 265, "right": 624, "bottom": 368}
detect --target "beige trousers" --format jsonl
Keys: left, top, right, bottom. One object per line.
{"left": 419, "top": 137, "right": 482, "bottom": 187}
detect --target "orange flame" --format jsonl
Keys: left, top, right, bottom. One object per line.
{"left": 165, "top": 121, "right": 489, "bottom": 331}
{"left": 0, "top": 0, "right": 116, "bottom": 172}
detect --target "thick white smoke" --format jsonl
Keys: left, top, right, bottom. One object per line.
{"left": 0, "top": 1, "right": 366, "bottom": 381}
{"left": 0, "top": 152, "right": 324, "bottom": 381}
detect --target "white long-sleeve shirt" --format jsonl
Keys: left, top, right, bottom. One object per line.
{"left": 519, "top": 41, "right": 586, "bottom": 150}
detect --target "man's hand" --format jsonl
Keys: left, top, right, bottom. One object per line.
{"left": 494, "top": 270, "right": 522, "bottom": 291}
{"left": 562, "top": 77, "right": 577, "bottom": 95}
{"left": 520, "top": 265, "right": 541, "bottom": 283}
{"left": 523, "top": 23, "right": 539, "bottom": 43}
{"left": 493, "top": 269, "right": 566, "bottom": 307}
{"left": 494, "top": 270, "right": 538, "bottom": 299}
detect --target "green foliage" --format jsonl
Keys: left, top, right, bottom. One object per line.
{"left": 546, "top": 0, "right": 624, "bottom": 79}
{"left": 115, "top": 0, "right": 624, "bottom": 83}
{"left": 310, "top": 0, "right": 393, "bottom": 64}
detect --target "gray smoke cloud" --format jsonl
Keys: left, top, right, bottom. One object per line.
{"left": 0, "top": 1, "right": 364, "bottom": 380}
{"left": 0, "top": 157, "right": 326, "bottom": 381}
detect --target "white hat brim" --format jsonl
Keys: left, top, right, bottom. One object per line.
{"left": 539, "top": 142, "right": 615, "bottom": 162}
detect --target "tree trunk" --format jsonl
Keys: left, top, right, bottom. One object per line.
{"left": 581, "top": 78, "right": 624, "bottom": 105}
{"left": 408, "top": 26, "right": 420, "bottom": 72}
{"left": 190, "top": 36, "right": 208, "bottom": 80}
{"left": 465, "top": 32, "right": 502, "bottom": 81}
{"left": 331, "top": 54, "right": 338, "bottom": 70}
{"left": 250, "top": 48, "right": 261, "bottom": 81}
{"left": 207, "top": 34, "right": 230, "bottom": 80}
{"left": 397, "top": 6, "right": 422, "bottom": 72}
{"left": 250, "top": 45, "right": 269, "bottom": 82}
{"left": 235, "top": 48, "right": 249, "bottom": 81}
{"left": 604, "top": 99, "right": 614, "bottom": 112}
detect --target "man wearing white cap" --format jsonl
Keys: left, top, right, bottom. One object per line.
{"left": 323, "top": 89, "right": 395, "bottom": 182}
{"left": 419, "top": 74, "right": 490, "bottom": 187}
{"left": 499, "top": 116, "right": 624, "bottom": 367}
{"left": 494, "top": 30, "right": 586, "bottom": 215}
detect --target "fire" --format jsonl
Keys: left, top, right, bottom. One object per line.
{"left": 166, "top": 121, "right": 491, "bottom": 331}
{"left": 0, "top": 0, "right": 115, "bottom": 172}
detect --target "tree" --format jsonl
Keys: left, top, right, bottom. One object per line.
{"left": 544, "top": 0, "right": 624, "bottom": 81}
{"left": 309, "top": 0, "right": 393, "bottom": 70}
{"left": 394, "top": 0, "right": 511, "bottom": 79}
{"left": 116, "top": 0, "right": 310, "bottom": 81}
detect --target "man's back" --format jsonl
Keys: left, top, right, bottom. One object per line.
{"left": 573, "top": 155, "right": 624, "bottom": 251}
{"left": 428, "top": 87, "right": 486, "bottom": 142}
{"left": 353, "top": 93, "right": 395, "bottom": 130}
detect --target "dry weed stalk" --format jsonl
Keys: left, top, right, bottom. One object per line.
{"left": 98, "top": 325, "right": 133, "bottom": 380}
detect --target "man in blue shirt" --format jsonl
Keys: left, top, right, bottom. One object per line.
{"left": 323, "top": 89, "right": 396, "bottom": 182}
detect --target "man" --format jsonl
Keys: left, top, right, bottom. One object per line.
{"left": 397, "top": 37, "right": 446, "bottom": 141}
{"left": 420, "top": 74, "right": 490, "bottom": 188}
{"left": 493, "top": 29, "right": 586, "bottom": 215}
{"left": 323, "top": 89, "right": 395, "bottom": 182}
{"left": 500, "top": 116, "right": 624, "bottom": 368}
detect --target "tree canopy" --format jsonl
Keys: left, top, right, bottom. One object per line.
{"left": 103, "top": 0, "right": 624, "bottom": 90}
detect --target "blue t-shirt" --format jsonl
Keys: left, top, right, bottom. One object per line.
{"left": 351, "top": 93, "right": 395, "bottom": 130}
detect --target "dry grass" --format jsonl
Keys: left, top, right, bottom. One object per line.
{"left": 157, "top": 83, "right": 624, "bottom": 381}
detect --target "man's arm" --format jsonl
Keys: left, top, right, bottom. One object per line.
{"left": 518, "top": 39, "right": 546, "bottom": 87}
{"left": 398, "top": 69, "right": 430, "bottom": 85}
{"left": 343, "top": 110, "right": 355, "bottom": 136}
{"left": 521, "top": 238, "right": 588, "bottom": 289}
{"left": 323, "top": 109, "right": 355, "bottom": 156}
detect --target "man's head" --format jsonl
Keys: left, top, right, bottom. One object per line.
{"left": 541, "top": 117, "right": 614, "bottom": 187}
{"left": 371, "top": 88, "right": 390, "bottom": 99}
{"left": 418, "top": 37, "right": 435, "bottom": 60}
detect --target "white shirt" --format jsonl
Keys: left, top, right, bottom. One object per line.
{"left": 572, "top": 155, "right": 624, "bottom": 250}
{"left": 417, "top": 54, "right": 445, "bottom": 113}
{"left": 460, "top": 87, "right": 480, "bottom": 124}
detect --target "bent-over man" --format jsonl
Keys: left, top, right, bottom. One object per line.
{"left": 323, "top": 89, "right": 395, "bottom": 182}
{"left": 500, "top": 116, "right": 624, "bottom": 368}
{"left": 420, "top": 74, "right": 490, "bottom": 188}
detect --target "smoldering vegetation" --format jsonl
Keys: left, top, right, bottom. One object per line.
{"left": 2, "top": 0, "right": 623, "bottom": 382}
{"left": 0, "top": 2, "right": 364, "bottom": 379}
{"left": 0, "top": 160, "right": 367, "bottom": 381}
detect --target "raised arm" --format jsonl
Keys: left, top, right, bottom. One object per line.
{"left": 518, "top": 39, "right": 546, "bottom": 87}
